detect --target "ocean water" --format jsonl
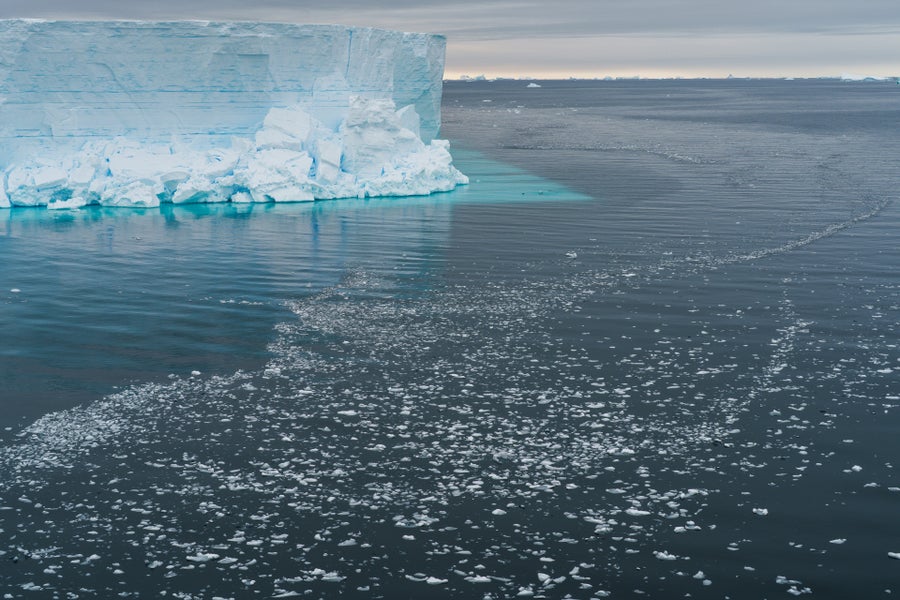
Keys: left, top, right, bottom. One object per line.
{"left": 0, "top": 79, "right": 898, "bottom": 598}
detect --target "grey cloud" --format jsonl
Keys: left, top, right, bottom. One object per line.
{"left": 1, "top": 0, "right": 897, "bottom": 76}
{"left": 3, "top": 0, "right": 900, "bottom": 39}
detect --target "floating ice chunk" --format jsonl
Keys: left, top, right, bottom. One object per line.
{"left": 654, "top": 550, "right": 677, "bottom": 561}
{"left": 752, "top": 508, "right": 769, "bottom": 516}
{"left": 307, "top": 568, "right": 345, "bottom": 582}
{"left": 186, "top": 552, "right": 220, "bottom": 563}
{"left": 787, "top": 586, "right": 813, "bottom": 596}
{"left": 840, "top": 73, "right": 889, "bottom": 82}
{"left": 889, "top": 552, "right": 900, "bottom": 560}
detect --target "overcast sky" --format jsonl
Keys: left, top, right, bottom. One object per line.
{"left": 2, "top": 0, "right": 899, "bottom": 78}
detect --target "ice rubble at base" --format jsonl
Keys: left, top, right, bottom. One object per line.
{"left": 0, "top": 96, "right": 468, "bottom": 209}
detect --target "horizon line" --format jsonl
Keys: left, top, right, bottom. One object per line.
{"left": 444, "top": 73, "right": 900, "bottom": 82}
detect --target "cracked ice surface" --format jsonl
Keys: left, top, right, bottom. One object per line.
{"left": 0, "top": 20, "right": 466, "bottom": 208}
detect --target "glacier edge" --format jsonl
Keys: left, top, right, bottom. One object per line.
{"left": 0, "top": 20, "right": 467, "bottom": 209}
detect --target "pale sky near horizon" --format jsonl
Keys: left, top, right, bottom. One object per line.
{"left": 1, "top": 0, "right": 898, "bottom": 78}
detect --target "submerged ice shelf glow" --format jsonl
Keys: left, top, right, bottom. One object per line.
{"left": 0, "top": 20, "right": 467, "bottom": 208}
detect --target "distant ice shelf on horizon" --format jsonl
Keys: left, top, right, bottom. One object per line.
{"left": 0, "top": 20, "right": 467, "bottom": 209}
{"left": 450, "top": 74, "right": 900, "bottom": 83}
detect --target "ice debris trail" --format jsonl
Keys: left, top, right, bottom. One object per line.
{"left": 0, "top": 251, "right": 824, "bottom": 598}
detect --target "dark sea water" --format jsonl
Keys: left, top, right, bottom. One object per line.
{"left": 0, "top": 79, "right": 898, "bottom": 598}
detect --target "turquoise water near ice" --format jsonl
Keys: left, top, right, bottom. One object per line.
{"left": 0, "top": 150, "right": 587, "bottom": 433}
{"left": 0, "top": 81, "right": 898, "bottom": 599}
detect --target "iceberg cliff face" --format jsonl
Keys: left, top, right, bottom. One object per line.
{"left": 0, "top": 20, "right": 467, "bottom": 209}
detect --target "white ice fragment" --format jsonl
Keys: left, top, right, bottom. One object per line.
{"left": 787, "top": 586, "right": 813, "bottom": 596}
{"left": 261, "top": 106, "right": 312, "bottom": 144}
{"left": 339, "top": 96, "right": 423, "bottom": 178}
{"left": 829, "top": 539, "right": 846, "bottom": 545}
{"left": 32, "top": 166, "right": 68, "bottom": 190}
{"left": 889, "top": 552, "right": 900, "bottom": 560}
{"left": 491, "top": 508, "right": 507, "bottom": 516}
{"left": 186, "top": 552, "right": 219, "bottom": 563}
{"left": 752, "top": 508, "right": 769, "bottom": 516}
{"left": 396, "top": 104, "right": 422, "bottom": 139}
{"left": 312, "top": 137, "right": 343, "bottom": 183}
{"left": 654, "top": 550, "right": 677, "bottom": 561}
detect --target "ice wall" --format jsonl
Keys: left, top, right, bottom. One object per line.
{"left": 0, "top": 20, "right": 466, "bottom": 208}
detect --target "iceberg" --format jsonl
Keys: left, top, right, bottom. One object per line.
{"left": 0, "top": 20, "right": 467, "bottom": 209}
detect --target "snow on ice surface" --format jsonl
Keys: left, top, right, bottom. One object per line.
{"left": 0, "top": 20, "right": 467, "bottom": 208}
